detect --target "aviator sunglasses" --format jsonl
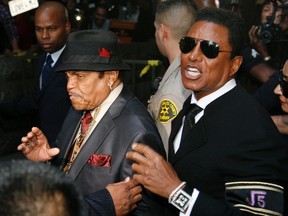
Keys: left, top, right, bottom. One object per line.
{"left": 179, "top": 36, "right": 232, "bottom": 59}
{"left": 279, "top": 69, "right": 288, "bottom": 98}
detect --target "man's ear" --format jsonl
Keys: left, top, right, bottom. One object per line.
{"left": 106, "top": 71, "right": 119, "bottom": 82}
{"left": 160, "top": 23, "right": 169, "bottom": 41}
{"left": 66, "top": 21, "right": 71, "bottom": 33}
{"left": 229, "top": 55, "right": 243, "bottom": 77}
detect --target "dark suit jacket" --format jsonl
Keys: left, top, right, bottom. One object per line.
{"left": 52, "top": 86, "right": 166, "bottom": 215}
{"left": 0, "top": 52, "right": 71, "bottom": 143}
{"left": 83, "top": 188, "right": 115, "bottom": 216}
{"left": 168, "top": 85, "right": 288, "bottom": 216}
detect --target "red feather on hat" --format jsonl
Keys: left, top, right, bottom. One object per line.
{"left": 98, "top": 48, "right": 112, "bottom": 58}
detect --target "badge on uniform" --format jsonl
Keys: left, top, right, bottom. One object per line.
{"left": 158, "top": 99, "right": 178, "bottom": 123}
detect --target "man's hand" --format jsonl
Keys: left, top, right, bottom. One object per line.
{"left": 248, "top": 25, "right": 269, "bottom": 58}
{"left": 17, "top": 127, "right": 60, "bottom": 161}
{"left": 106, "top": 177, "right": 142, "bottom": 216}
{"left": 126, "top": 143, "right": 182, "bottom": 199}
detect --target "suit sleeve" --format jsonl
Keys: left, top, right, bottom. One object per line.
{"left": 182, "top": 136, "right": 287, "bottom": 216}
{"left": 130, "top": 132, "right": 167, "bottom": 216}
{"left": 181, "top": 133, "right": 287, "bottom": 216}
{"left": 185, "top": 181, "right": 285, "bottom": 216}
{"left": 133, "top": 131, "right": 166, "bottom": 158}
{"left": 83, "top": 188, "right": 116, "bottom": 216}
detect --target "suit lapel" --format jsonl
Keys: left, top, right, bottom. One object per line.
{"left": 54, "top": 109, "right": 82, "bottom": 168}
{"left": 38, "top": 51, "right": 67, "bottom": 94}
{"left": 168, "top": 96, "right": 191, "bottom": 158}
{"left": 168, "top": 109, "right": 184, "bottom": 159}
{"left": 68, "top": 114, "right": 115, "bottom": 180}
{"left": 169, "top": 119, "right": 206, "bottom": 164}
{"left": 169, "top": 86, "right": 240, "bottom": 164}
{"left": 40, "top": 59, "right": 62, "bottom": 92}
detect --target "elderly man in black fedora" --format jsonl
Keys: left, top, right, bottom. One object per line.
{"left": 18, "top": 30, "right": 166, "bottom": 216}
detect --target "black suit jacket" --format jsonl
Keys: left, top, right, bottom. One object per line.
{"left": 52, "top": 86, "right": 166, "bottom": 215}
{"left": 168, "top": 85, "right": 288, "bottom": 216}
{"left": 0, "top": 52, "right": 71, "bottom": 143}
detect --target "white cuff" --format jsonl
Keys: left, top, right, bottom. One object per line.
{"left": 169, "top": 182, "right": 199, "bottom": 214}
{"left": 179, "top": 188, "right": 199, "bottom": 216}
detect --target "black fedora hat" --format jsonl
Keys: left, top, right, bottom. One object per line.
{"left": 55, "top": 30, "right": 130, "bottom": 72}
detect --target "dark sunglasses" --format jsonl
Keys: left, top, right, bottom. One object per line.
{"left": 179, "top": 37, "right": 232, "bottom": 59}
{"left": 279, "top": 70, "right": 288, "bottom": 98}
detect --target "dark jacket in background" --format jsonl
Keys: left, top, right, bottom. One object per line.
{"left": 0, "top": 52, "right": 71, "bottom": 147}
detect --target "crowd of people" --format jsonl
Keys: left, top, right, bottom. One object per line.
{"left": 0, "top": 0, "right": 288, "bottom": 215}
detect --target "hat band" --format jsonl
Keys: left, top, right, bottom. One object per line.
{"left": 62, "top": 55, "right": 122, "bottom": 64}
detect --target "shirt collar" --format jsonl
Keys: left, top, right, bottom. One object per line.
{"left": 48, "top": 45, "right": 66, "bottom": 67}
{"left": 90, "top": 82, "right": 123, "bottom": 121}
{"left": 191, "top": 79, "right": 236, "bottom": 109}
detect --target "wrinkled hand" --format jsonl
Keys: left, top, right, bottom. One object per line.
{"left": 248, "top": 25, "right": 269, "bottom": 57}
{"left": 126, "top": 143, "right": 181, "bottom": 199}
{"left": 106, "top": 177, "right": 142, "bottom": 216}
{"left": 17, "top": 127, "right": 60, "bottom": 162}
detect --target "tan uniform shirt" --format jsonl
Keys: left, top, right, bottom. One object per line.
{"left": 147, "top": 56, "right": 191, "bottom": 153}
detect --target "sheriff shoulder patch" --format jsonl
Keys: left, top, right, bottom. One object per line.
{"left": 158, "top": 99, "right": 178, "bottom": 123}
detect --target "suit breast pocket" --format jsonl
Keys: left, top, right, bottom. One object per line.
{"left": 86, "top": 154, "right": 112, "bottom": 173}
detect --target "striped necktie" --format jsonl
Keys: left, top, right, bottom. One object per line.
{"left": 63, "top": 111, "right": 93, "bottom": 174}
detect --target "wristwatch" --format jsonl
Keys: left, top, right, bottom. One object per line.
{"left": 169, "top": 182, "right": 194, "bottom": 213}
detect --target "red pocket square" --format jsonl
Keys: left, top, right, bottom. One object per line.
{"left": 88, "top": 154, "right": 111, "bottom": 167}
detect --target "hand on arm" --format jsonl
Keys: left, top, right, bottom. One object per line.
{"left": 17, "top": 127, "right": 60, "bottom": 161}
{"left": 106, "top": 177, "right": 142, "bottom": 216}
{"left": 126, "top": 143, "right": 182, "bottom": 199}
